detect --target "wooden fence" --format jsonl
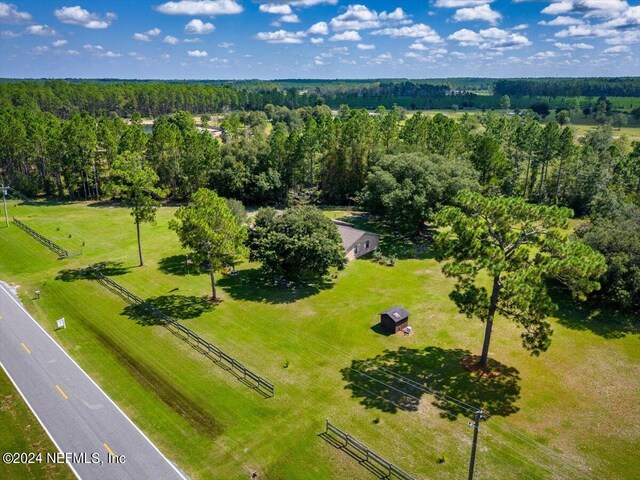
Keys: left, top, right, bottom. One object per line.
{"left": 13, "top": 218, "right": 81, "bottom": 258}
{"left": 323, "top": 420, "right": 416, "bottom": 480}
{"left": 88, "top": 266, "right": 275, "bottom": 398}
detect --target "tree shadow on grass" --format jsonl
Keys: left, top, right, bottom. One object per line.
{"left": 158, "top": 254, "right": 204, "bottom": 277}
{"left": 550, "top": 287, "right": 639, "bottom": 340}
{"left": 335, "top": 212, "right": 435, "bottom": 261}
{"left": 341, "top": 346, "right": 520, "bottom": 420}
{"left": 56, "top": 261, "right": 131, "bottom": 282}
{"left": 121, "top": 294, "right": 214, "bottom": 326}
{"left": 217, "top": 267, "right": 334, "bottom": 304}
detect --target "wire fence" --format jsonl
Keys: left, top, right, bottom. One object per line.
{"left": 86, "top": 265, "right": 275, "bottom": 398}
{"left": 12, "top": 217, "right": 82, "bottom": 259}
{"left": 321, "top": 419, "right": 416, "bottom": 480}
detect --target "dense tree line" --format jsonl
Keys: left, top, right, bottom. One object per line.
{"left": 494, "top": 78, "right": 640, "bottom": 98}
{"left": 1, "top": 101, "right": 638, "bottom": 310}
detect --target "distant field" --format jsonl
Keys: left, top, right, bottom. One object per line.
{"left": 0, "top": 369, "right": 74, "bottom": 480}
{"left": 0, "top": 201, "right": 638, "bottom": 480}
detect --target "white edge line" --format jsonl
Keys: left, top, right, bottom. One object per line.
{"left": 0, "top": 283, "right": 188, "bottom": 480}
{"left": 0, "top": 362, "right": 82, "bottom": 480}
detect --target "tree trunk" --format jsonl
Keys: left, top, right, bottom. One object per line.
{"left": 136, "top": 217, "right": 143, "bottom": 267}
{"left": 479, "top": 275, "right": 502, "bottom": 368}
{"left": 209, "top": 267, "right": 217, "bottom": 301}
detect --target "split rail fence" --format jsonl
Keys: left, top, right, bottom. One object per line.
{"left": 88, "top": 266, "right": 275, "bottom": 397}
{"left": 13, "top": 218, "right": 81, "bottom": 258}
{"left": 323, "top": 420, "right": 416, "bottom": 480}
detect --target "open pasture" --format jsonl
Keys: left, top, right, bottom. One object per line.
{"left": 0, "top": 200, "right": 638, "bottom": 479}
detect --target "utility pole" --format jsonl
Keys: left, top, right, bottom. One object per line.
{"left": 1, "top": 181, "right": 9, "bottom": 228}
{"left": 467, "top": 409, "right": 484, "bottom": 480}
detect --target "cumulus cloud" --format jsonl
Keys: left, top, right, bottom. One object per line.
{"left": 453, "top": 4, "right": 502, "bottom": 25}
{"left": 371, "top": 23, "right": 443, "bottom": 43}
{"left": 448, "top": 27, "right": 531, "bottom": 50}
{"left": 255, "top": 29, "right": 307, "bottom": 43}
{"left": 310, "top": 37, "right": 324, "bottom": 43}
{"left": 308, "top": 21, "right": 328, "bottom": 34}
{"left": 146, "top": 28, "right": 161, "bottom": 36}
{"left": 52, "top": 39, "right": 68, "bottom": 47}
{"left": 54, "top": 6, "right": 116, "bottom": 29}
{"left": 185, "top": 19, "right": 215, "bottom": 34}
{"left": 163, "top": 35, "right": 180, "bottom": 44}
{"left": 187, "top": 49, "right": 208, "bottom": 57}
{"left": 279, "top": 14, "right": 300, "bottom": 23}
{"left": 434, "top": 0, "right": 494, "bottom": 7}
{"left": 330, "top": 30, "right": 362, "bottom": 41}
{"left": 539, "top": 15, "right": 584, "bottom": 26}
{"left": 259, "top": 3, "right": 292, "bottom": 15}
{"left": 25, "top": 24, "right": 57, "bottom": 36}
{"left": 357, "top": 43, "right": 375, "bottom": 50}
{"left": 541, "top": 0, "right": 629, "bottom": 20}
{"left": 528, "top": 50, "right": 556, "bottom": 60}
{"left": 133, "top": 33, "right": 151, "bottom": 41}
{"left": 603, "top": 44, "right": 630, "bottom": 53}
{"left": 0, "top": 2, "right": 31, "bottom": 23}
{"left": 554, "top": 41, "right": 594, "bottom": 50}
{"left": 279, "top": 0, "right": 338, "bottom": 6}
{"left": 218, "top": 41, "right": 234, "bottom": 48}
{"left": 156, "top": 0, "right": 243, "bottom": 15}
{"left": 329, "top": 4, "right": 411, "bottom": 31}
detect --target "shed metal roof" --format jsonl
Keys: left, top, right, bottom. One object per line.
{"left": 380, "top": 306, "right": 409, "bottom": 323}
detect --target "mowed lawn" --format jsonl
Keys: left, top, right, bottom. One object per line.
{"left": 0, "top": 201, "right": 638, "bottom": 479}
{"left": 0, "top": 369, "right": 74, "bottom": 480}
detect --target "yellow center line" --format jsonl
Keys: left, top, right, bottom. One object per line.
{"left": 21, "top": 343, "right": 31, "bottom": 354}
{"left": 55, "top": 384, "right": 68, "bottom": 400}
{"left": 103, "top": 443, "right": 116, "bottom": 457}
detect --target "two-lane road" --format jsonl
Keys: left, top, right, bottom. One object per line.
{"left": 0, "top": 282, "right": 188, "bottom": 480}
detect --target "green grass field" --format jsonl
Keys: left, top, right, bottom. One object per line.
{"left": 0, "top": 201, "right": 638, "bottom": 479}
{"left": 0, "top": 369, "right": 74, "bottom": 480}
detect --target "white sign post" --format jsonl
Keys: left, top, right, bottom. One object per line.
{"left": 56, "top": 317, "right": 66, "bottom": 329}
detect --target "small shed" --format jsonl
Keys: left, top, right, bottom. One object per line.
{"left": 379, "top": 306, "right": 409, "bottom": 334}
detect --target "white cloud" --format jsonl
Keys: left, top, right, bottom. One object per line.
{"left": 146, "top": 27, "right": 161, "bottom": 36}
{"left": 541, "top": 0, "right": 629, "bottom": 20}
{"left": 453, "top": 4, "right": 502, "bottom": 25}
{"left": 603, "top": 44, "right": 630, "bottom": 53}
{"left": 371, "top": 23, "right": 443, "bottom": 43}
{"left": 409, "top": 42, "right": 429, "bottom": 50}
{"left": 54, "top": 6, "right": 116, "bottom": 29}
{"left": 156, "top": 0, "right": 243, "bottom": 15}
{"left": 280, "top": 14, "right": 300, "bottom": 23}
{"left": 554, "top": 41, "right": 593, "bottom": 50}
{"left": 83, "top": 44, "right": 103, "bottom": 51}
{"left": 310, "top": 37, "right": 324, "bottom": 43}
{"left": 329, "top": 5, "right": 410, "bottom": 31}
{"left": 357, "top": 43, "right": 375, "bottom": 50}
{"left": 65, "top": 49, "right": 80, "bottom": 55}
{"left": 0, "top": 30, "right": 19, "bottom": 38}
{"left": 33, "top": 45, "right": 49, "bottom": 54}
{"left": 103, "top": 51, "right": 121, "bottom": 58}
{"left": 448, "top": 27, "right": 531, "bottom": 49}
{"left": 187, "top": 49, "right": 208, "bottom": 57}
{"left": 218, "top": 41, "right": 234, "bottom": 48}
{"left": 260, "top": 3, "right": 292, "bottom": 15}
{"left": 52, "top": 39, "right": 67, "bottom": 47}
{"left": 185, "top": 18, "right": 215, "bottom": 34}
{"left": 512, "top": 24, "right": 528, "bottom": 30}
{"left": 255, "top": 29, "right": 307, "bottom": 43}
{"left": 329, "top": 30, "right": 362, "bottom": 41}
{"left": 283, "top": 0, "right": 338, "bottom": 6}
{"left": 25, "top": 24, "right": 56, "bottom": 36}
{"left": 133, "top": 33, "right": 151, "bottom": 41}
{"left": 163, "top": 35, "right": 180, "bottom": 44}
{"left": 308, "top": 21, "right": 328, "bottom": 35}
{"left": 434, "top": 0, "right": 494, "bottom": 7}
{"left": 528, "top": 50, "right": 556, "bottom": 60}
{"left": 0, "top": 2, "right": 31, "bottom": 23}
{"left": 539, "top": 15, "right": 584, "bottom": 26}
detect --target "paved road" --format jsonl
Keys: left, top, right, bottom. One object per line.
{"left": 0, "top": 282, "right": 188, "bottom": 480}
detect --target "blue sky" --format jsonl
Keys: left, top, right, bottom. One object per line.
{"left": 0, "top": 0, "right": 638, "bottom": 79}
